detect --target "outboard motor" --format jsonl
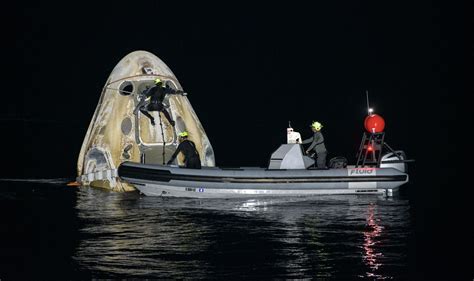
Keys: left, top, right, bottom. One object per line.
{"left": 380, "top": 151, "right": 407, "bottom": 172}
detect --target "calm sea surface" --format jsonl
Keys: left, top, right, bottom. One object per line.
{"left": 0, "top": 179, "right": 466, "bottom": 280}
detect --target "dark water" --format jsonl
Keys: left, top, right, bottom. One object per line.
{"left": 0, "top": 179, "right": 468, "bottom": 280}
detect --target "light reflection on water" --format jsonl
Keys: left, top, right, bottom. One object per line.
{"left": 362, "top": 204, "right": 386, "bottom": 279}
{"left": 72, "top": 187, "right": 411, "bottom": 279}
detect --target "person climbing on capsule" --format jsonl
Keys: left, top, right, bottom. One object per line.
{"left": 134, "top": 78, "right": 185, "bottom": 126}
{"left": 302, "top": 121, "right": 328, "bottom": 169}
{"left": 167, "top": 131, "right": 202, "bottom": 169}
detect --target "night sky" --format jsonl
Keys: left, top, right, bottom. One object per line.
{"left": 3, "top": 0, "right": 468, "bottom": 277}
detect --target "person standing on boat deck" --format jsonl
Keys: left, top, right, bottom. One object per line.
{"left": 134, "top": 78, "right": 184, "bottom": 126}
{"left": 302, "top": 121, "right": 327, "bottom": 169}
{"left": 167, "top": 131, "right": 201, "bottom": 169}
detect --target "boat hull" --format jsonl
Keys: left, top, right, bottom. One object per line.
{"left": 118, "top": 162, "right": 408, "bottom": 198}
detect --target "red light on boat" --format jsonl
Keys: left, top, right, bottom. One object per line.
{"left": 364, "top": 114, "right": 385, "bottom": 133}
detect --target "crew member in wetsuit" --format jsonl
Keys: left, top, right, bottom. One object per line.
{"left": 134, "top": 78, "right": 184, "bottom": 126}
{"left": 166, "top": 131, "right": 201, "bottom": 169}
{"left": 302, "top": 121, "right": 327, "bottom": 169}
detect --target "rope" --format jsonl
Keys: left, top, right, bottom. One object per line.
{"left": 158, "top": 112, "right": 166, "bottom": 165}
{"left": 104, "top": 87, "right": 133, "bottom": 94}
{"left": 105, "top": 74, "right": 179, "bottom": 87}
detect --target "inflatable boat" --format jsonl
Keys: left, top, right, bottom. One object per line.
{"left": 118, "top": 142, "right": 410, "bottom": 198}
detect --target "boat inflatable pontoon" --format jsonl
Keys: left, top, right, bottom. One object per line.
{"left": 118, "top": 143, "right": 410, "bottom": 198}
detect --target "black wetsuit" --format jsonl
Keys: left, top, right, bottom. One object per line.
{"left": 138, "top": 85, "right": 182, "bottom": 126}
{"left": 167, "top": 140, "right": 201, "bottom": 169}
{"left": 302, "top": 131, "right": 327, "bottom": 169}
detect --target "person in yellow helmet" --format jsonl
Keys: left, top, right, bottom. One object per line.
{"left": 134, "top": 78, "right": 185, "bottom": 126}
{"left": 302, "top": 121, "right": 327, "bottom": 169}
{"left": 167, "top": 131, "right": 201, "bottom": 169}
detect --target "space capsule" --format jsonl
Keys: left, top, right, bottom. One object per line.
{"left": 76, "top": 51, "right": 215, "bottom": 191}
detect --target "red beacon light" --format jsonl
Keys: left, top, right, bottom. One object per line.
{"left": 355, "top": 93, "right": 398, "bottom": 168}
{"left": 364, "top": 112, "right": 385, "bottom": 133}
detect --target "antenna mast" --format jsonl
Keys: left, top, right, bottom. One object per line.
{"left": 366, "top": 90, "right": 370, "bottom": 115}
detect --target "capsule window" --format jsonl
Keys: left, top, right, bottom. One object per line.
{"left": 121, "top": 117, "right": 132, "bottom": 135}
{"left": 119, "top": 81, "right": 134, "bottom": 96}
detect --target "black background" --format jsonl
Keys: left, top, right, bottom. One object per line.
{"left": 2, "top": 0, "right": 469, "bottom": 279}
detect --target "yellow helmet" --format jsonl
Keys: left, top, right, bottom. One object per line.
{"left": 154, "top": 78, "right": 162, "bottom": 85}
{"left": 311, "top": 121, "right": 323, "bottom": 130}
{"left": 178, "top": 131, "right": 188, "bottom": 138}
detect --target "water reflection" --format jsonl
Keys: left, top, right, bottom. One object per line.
{"left": 72, "top": 187, "right": 411, "bottom": 279}
{"left": 234, "top": 199, "right": 269, "bottom": 211}
{"left": 362, "top": 203, "right": 385, "bottom": 279}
